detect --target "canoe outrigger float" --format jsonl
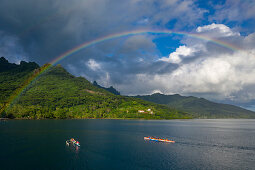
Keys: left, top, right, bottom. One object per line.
{"left": 66, "top": 138, "right": 80, "bottom": 147}
{"left": 144, "top": 137, "right": 175, "bottom": 143}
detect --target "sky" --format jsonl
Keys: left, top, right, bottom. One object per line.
{"left": 1, "top": 0, "right": 255, "bottom": 108}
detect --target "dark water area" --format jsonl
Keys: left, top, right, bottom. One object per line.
{"left": 0, "top": 119, "right": 255, "bottom": 170}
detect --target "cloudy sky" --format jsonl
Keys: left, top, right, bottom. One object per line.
{"left": 1, "top": 0, "right": 255, "bottom": 108}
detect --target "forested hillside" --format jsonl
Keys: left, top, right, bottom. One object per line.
{"left": 0, "top": 57, "right": 191, "bottom": 119}
{"left": 135, "top": 93, "right": 255, "bottom": 118}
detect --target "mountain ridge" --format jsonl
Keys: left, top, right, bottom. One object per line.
{"left": 135, "top": 93, "right": 255, "bottom": 118}
{"left": 93, "top": 81, "right": 120, "bottom": 95}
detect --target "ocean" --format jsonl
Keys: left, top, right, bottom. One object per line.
{"left": 0, "top": 119, "right": 254, "bottom": 169}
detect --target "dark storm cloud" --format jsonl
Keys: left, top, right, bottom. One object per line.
{"left": 0, "top": 31, "right": 28, "bottom": 63}
{"left": 0, "top": 0, "right": 206, "bottom": 64}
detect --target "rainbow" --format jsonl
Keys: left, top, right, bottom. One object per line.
{"left": 50, "top": 29, "right": 242, "bottom": 65}
{"left": 0, "top": 29, "right": 243, "bottom": 114}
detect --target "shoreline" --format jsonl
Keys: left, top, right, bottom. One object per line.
{"left": 6, "top": 117, "right": 192, "bottom": 120}
{"left": 2, "top": 117, "right": 254, "bottom": 120}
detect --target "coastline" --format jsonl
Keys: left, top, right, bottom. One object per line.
{"left": 3, "top": 117, "right": 254, "bottom": 120}
{"left": 2, "top": 117, "right": 193, "bottom": 120}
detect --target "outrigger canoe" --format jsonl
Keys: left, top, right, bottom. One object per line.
{"left": 144, "top": 137, "right": 175, "bottom": 143}
{"left": 66, "top": 138, "right": 80, "bottom": 147}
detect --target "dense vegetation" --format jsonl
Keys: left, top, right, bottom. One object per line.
{"left": 135, "top": 93, "right": 255, "bottom": 118}
{"left": 0, "top": 57, "right": 191, "bottom": 119}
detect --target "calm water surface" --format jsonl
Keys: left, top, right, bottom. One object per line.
{"left": 0, "top": 119, "right": 255, "bottom": 170}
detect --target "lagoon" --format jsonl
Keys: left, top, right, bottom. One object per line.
{"left": 0, "top": 119, "right": 255, "bottom": 169}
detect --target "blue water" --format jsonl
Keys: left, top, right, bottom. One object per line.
{"left": 0, "top": 119, "right": 255, "bottom": 170}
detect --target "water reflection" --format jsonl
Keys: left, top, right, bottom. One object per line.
{"left": 75, "top": 146, "right": 79, "bottom": 153}
{"left": 66, "top": 141, "right": 80, "bottom": 154}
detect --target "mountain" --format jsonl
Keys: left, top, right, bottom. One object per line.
{"left": 0, "top": 57, "right": 191, "bottom": 119}
{"left": 0, "top": 57, "right": 40, "bottom": 103}
{"left": 93, "top": 81, "right": 120, "bottom": 95}
{"left": 2, "top": 57, "right": 254, "bottom": 119}
{"left": 135, "top": 93, "right": 255, "bottom": 118}
{"left": 0, "top": 57, "right": 39, "bottom": 72}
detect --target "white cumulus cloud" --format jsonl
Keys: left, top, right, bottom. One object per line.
{"left": 119, "top": 23, "right": 255, "bottom": 102}
{"left": 160, "top": 45, "right": 197, "bottom": 63}
{"left": 87, "top": 59, "right": 101, "bottom": 71}
{"left": 196, "top": 23, "right": 240, "bottom": 37}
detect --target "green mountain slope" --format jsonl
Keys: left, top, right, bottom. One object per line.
{"left": 135, "top": 93, "right": 255, "bottom": 118}
{"left": 0, "top": 58, "right": 191, "bottom": 119}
